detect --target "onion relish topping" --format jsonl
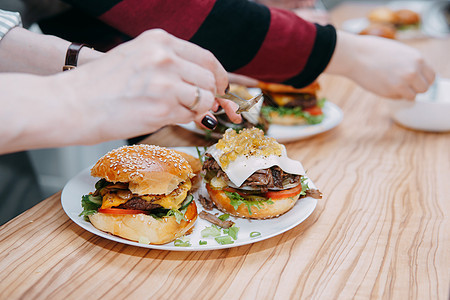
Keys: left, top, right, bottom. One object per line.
{"left": 216, "top": 128, "right": 283, "bottom": 168}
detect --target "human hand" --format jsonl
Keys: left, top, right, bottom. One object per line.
{"left": 67, "top": 29, "right": 240, "bottom": 144}
{"left": 326, "top": 31, "right": 435, "bottom": 100}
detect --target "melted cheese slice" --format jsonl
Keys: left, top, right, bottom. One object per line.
{"left": 100, "top": 179, "right": 191, "bottom": 210}
{"left": 100, "top": 191, "right": 128, "bottom": 209}
{"left": 206, "top": 144, "right": 305, "bottom": 187}
{"left": 141, "top": 179, "right": 191, "bottom": 209}
{"left": 272, "top": 94, "right": 296, "bottom": 106}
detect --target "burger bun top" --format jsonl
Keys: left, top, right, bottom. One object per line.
{"left": 368, "top": 7, "right": 399, "bottom": 24}
{"left": 258, "top": 81, "right": 320, "bottom": 95}
{"left": 91, "top": 145, "right": 194, "bottom": 196}
{"left": 395, "top": 9, "right": 420, "bottom": 25}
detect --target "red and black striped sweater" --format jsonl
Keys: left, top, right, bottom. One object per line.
{"left": 62, "top": 0, "right": 336, "bottom": 88}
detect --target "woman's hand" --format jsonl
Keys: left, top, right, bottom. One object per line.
{"left": 68, "top": 29, "right": 240, "bottom": 144}
{"left": 326, "top": 31, "right": 435, "bottom": 100}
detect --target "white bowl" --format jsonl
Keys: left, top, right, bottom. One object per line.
{"left": 391, "top": 78, "right": 450, "bottom": 132}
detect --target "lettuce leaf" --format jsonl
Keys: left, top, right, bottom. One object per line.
{"left": 225, "top": 191, "right": 274, "bottom": 215}
{"left": 300, "top": 176, "right": 309, "bottom": 196}
{"left": 261, "top": 98, "right": 326, "bottom": 125}
{"left": 79, "top": 194, "right": 102, "bottom": 221}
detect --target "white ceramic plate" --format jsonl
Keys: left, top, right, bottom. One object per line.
{"left": 391, "top": 77, "right": 450, "bottom": 132}
{"left": 178, "top": 101, "right": 343, "bottom": 143}
{"left": 61, "top": 147, "right": 318, "bottom": 251}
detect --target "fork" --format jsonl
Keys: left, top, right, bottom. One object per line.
{"left": 216, "top": 91, "right": 263, "bottom": 114}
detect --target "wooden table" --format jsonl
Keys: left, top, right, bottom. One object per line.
{"left": 1, "top": 3, "right": 449, "bottom": 299}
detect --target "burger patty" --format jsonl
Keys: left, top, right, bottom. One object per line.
{"left": 264, "top": 92, "right": 317, "bottom": 109}
{"left": 284, "top": 94, "right": 317, "bottom": 109}
{"left": 116, "top": 197, "right": 162, "bottom": 211}
{"left": 202, "top": 154, "right": 301, "bottom": 193}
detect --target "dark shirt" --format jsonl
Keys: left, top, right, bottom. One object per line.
{"left": 62, "top": 0, "right": 336, "bottom": 87}
{"left": 0, "top": 152, "right": 42, "bottom": 225}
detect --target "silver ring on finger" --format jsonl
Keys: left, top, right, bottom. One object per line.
{"left": 188, "top": 86, "right": 201, "bottom": 112}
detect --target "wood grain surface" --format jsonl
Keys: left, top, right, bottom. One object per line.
{"left": 0, "top": 3, "right": 449, "bottom": 299}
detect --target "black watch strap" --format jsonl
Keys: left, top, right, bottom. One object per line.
{"left": 62, "top": 43, "right": 89, "bottom": 71}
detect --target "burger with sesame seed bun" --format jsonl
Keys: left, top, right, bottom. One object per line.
{"left": 79, "top": 145, "right": 198, "bottom": 245}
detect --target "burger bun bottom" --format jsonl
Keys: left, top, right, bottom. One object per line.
{"left": 89, "top": 201, "right": 197, "bottom": 245}
{"left": 360, "top": 23, "right": 396, "bottom": 39}
{"left": 267, "top": 111, "right": 308, "bottom": 126}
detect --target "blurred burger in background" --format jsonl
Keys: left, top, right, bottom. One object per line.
{"left": 394, "top": 9, "right": 421, "bottom": 29}
{"left": 258, "top": 80, "right": 326, "bottom": 125}
{"left": 360, "top": 7, "right": 421, "bottom": 38}
{"left": 360, "top": 23, "right": 396, "bottom": 39}
{"left": 368, "top": 7, "right": 420, "bottom": 29}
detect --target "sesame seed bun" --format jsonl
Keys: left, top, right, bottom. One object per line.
{"left": 205, "top": 184, "right": 300, "bottom": 219}
{"left": 265, "top": 110, "right": 308, "bottom": 126}
{"left": 89, "top": 200, "right": 198, "bottom": 245}
{"left": 172, "top": 150, "right": 202, "bottom": 192}
{"left": 90, "top": 145, "right": 194, "bottom": 196}
{"left": 368, "top": 7, "right": 399, "bottom": 24}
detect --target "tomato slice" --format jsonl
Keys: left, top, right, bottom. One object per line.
{"left": 264, "top": 184, "right": 303, "bottom": 199}
{"left": 98, "top": 208, "right": 148, "bottom": 215}
{"left": 184, "top": 200, "right": 197, "bottom": 222}
{"left": 303, "top": 106, "right": 322, "bottom": 116}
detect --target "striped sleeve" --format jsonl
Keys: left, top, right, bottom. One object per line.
{"left": 0, "top": 10, "right": 22, "bottom": 41}
{"left": 63, "top": 0, "right": 336, "bottom": 88}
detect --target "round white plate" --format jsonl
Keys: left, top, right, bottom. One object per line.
{"left": 178, "top": 101, "right": 343, "bottom": 143}
{"left": 391, "top": 77, "right": 450, "bottom": 132}
{"left": 61, "top": 147, "right": 318, "bottom": 251}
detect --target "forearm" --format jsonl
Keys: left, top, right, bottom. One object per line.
{"left": 324, "top": 30, "right": 434, "bottom": 99}
{"left": 0, "top": 27, "right": 103, "bottom": 74}
{"left": 323, "top": 30, "right": 357, "bottom": 77}
{"left": 0, "top": 28, "right": 237, "bottom": 154}
{"left": 0, "top": 73, "right": 87, "bottom": 154}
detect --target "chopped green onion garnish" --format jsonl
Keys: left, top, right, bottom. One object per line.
{"left": 199, "top": 240, "right": 207, "bottom": 245}
{"left": 174, "top": 239, "right": 191, "bottom": 247}
{"left": 218, "top": 213, "right": 230, "bottom": 221}
{"left": 195, "top": 146, "right": 207, "bottom": 164}
{"left": 223, "top": 226, "right": 239, "bottom": 240}
{"left": 215, "top": 235, "right": 234, "bottom": 245}
{"left": 250, "top": 231, "right": 261, "bottom": 238}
